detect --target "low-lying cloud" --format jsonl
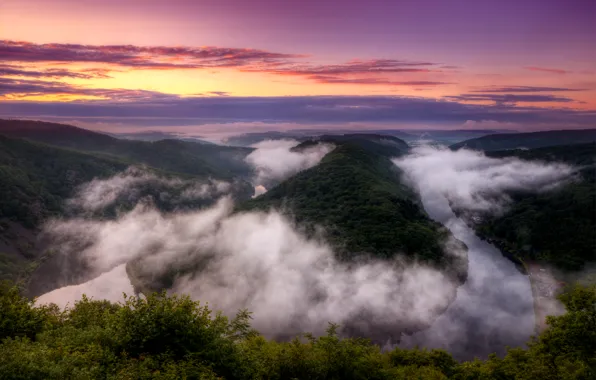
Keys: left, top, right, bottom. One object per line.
{"left": 244, "top": 139, "right": 334, "bottom": 190}
{"left": 67, "top": 166, "right": 232, "bottom": 213}
{"left": 394, "top": 145, "right": 574, "bottom": 214}
{"left": 393, "top": 145, "right": 572, "bottom": 358}
{"left": 36, "top": 194, "right": 464, "bottom": 341}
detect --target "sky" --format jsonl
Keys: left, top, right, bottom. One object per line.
{"left": 0, "top": 0, "right": 595, "bottom": 134}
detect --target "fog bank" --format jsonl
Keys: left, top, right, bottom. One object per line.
{"left": 395, "top": 145, "right": 574, "bottom": 214}
{"left": 245, "top": 139, "right": 334, "bottom": 192}
{"left": 393, "top": 145, "right": 570, "bottom": 359}
{"left": 68, "top": 166, "right": 232, "bottom": 213}
{"left": 37, "top": 194, "right": 464, "bottom": 341}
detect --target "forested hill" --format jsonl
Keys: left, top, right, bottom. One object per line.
{"left": 0, "top": 133, "right": 254, "bottom": 285}
{"left": 0, "top": 135, "right": 130, "bottom": 228}
{"left": 0, "top": 135, "right": 130, "bottom": 282}
{"left": 2, "top": 278, "right": 595, "bottom": 378}
{"left": 241, "top": 138, "right": 465, "bottom": 275}
{"left": 292, "top": 133, "right": 410, "bottom": 157}
{"left": 475, "top": 143, "right": 596, "bottom": 272}
{"left": 0, "top": 119, "right": 254, "bottom": 179}
{"left": 450, "top": 129, "right": 596, "bottom": 151}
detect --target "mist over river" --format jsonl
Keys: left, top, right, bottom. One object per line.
{"left": 399, "top": 192, "right": 535, "bottom": 360}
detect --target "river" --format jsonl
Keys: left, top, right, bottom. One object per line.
{"left": 400, "top": 193, "right": 536, "bottom": 360}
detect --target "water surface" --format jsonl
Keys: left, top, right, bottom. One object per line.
{"left": 400, "top": 194, "right": 535, "bottom": 360}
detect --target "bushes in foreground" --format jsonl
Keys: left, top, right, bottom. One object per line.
{"left": 1, "top": 281, "right": 595, "bottom": 379}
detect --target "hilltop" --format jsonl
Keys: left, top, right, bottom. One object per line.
{"left": 471, "top": 143, "right": 596, "bottom": 273}
{"left": 450, "top": 129, "right": 596, "bottom": 151}
{"left": 0, "top": 119, "right": 254, "bottom": 179}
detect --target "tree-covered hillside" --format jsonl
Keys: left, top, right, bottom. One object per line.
{"left": 242, "top": 139, "right": 465, "bottom": 275}
{"left": 292, "top": 133, "right": 410, "bottom": 157}
{"left": 0, "top": 135, "right": 131, "bottom": 282}
{"left": 1, "top": 281, "right": 595, "bottom": 379}
{"left": 126, "top": 136, "right": 466, "bottom": 341}
{"left": 475, "top": 143, "right": 596, "bottom": 272}
{"left": 0, "top": 119, "right": 254, "bottom": 179}
{"left": 450, "top": 129, "right": 596, "bottom": 151}
{"left": 0, "top": 133, "right": 254, "bottom": 285}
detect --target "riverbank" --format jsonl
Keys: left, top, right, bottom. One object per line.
{"left": 525, "top": 261, "right": 565, "bottom": 333}
{"left": 471, "top": 234, "right": 564, "bottom": 334}
{"left": 452, "top": 212, "right": 558, "bottom": 335}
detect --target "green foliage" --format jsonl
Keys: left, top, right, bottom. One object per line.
{"left": 0, "top": 130, "right": 253, "bottom": 282}
{"left": 0, "top": 281, "right": 59, "bottom": 341}
{"left": 450, "top": 129, "right": 596, "bottom": 151}
{"left": 1, "top": 282, "right": 595, "bottom": 379}
{"left": 477, "top": 143, "right": 596, "bottom": 271}
{"left": 241, "top": 143, "right": 454, "bottom": 268}
{"left": 0, "top": 134, "right": 128, "bottom": 227}
{"left": 0, "top": 119, "right": 254, "bottom": 179}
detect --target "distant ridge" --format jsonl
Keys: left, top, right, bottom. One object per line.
{"left": 0, "top": 119, "right": 254, "bottom": 179}
{"left": 450, "top": 129, "right": 596, "bottom": 151}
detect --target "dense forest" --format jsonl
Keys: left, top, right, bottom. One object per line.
{"left": 0, "top": 122, "right": 254, "bottom": 285}
{"left": 1, "top": 281, "right": 595, "bottom": 379}
{"left": 450, "top": 129, "right": 596, "bottom": 151}
{"left": 475, "top": 143, "right": 596, "bottom": 272}
{"left": 241, "top": 139, "right": 465, "bottom": 275}
{"left": 127, "top": 136, "right": 467, "bottom": 313}
{"left": 0, "top": 136, "right": 129, "bottom": 282}
{"left": 0, "top": 119, "right": 254, "bottom": 180}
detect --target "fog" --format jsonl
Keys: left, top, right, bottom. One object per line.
{"left": 395, "top": 145, "right": 574, "bottom": 214}
{"left": 68, "top": 166, "right": 232, "bottom": 212}
{"left": 36, "top": 194, "right": 464, "bottom": 341}
{"left": 244, "top": 139, "right": 334, "bottom": 191}
{"left": 393, "top": 145, "right": 572, "bottom": 359}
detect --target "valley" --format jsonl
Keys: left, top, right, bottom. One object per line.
{"left": 1, "top": 119, "right": 595, "bottom": 371}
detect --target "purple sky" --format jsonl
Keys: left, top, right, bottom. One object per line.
{"left": 1, "top": 0, "right": 594, "bottom": 133}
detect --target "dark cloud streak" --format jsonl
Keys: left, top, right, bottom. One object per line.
{"left": 470, "top": 86, "right": 587, "bottom": 93}
{"left": 524, "top": 66, "right": 570, "bottom": 74}
{"left": 0, "top": 40, "right": 303, "bottom": 70}
{"left": 307, "top": 75, "right": 451, "bottom": 86}
{"left": 446, "top": 93, "right": 576, "bottom": 105}
{"left": 0, "top": 64, "right": 109, "bottom": 79}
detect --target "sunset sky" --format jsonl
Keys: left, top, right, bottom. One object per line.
{"left": 1, "top": 0, "right": 595, "bottom": 135}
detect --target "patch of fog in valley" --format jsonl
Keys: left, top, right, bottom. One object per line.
{"left": 35, "top": 194, "right": 467, "bottom": 340}
{"left": 393, "top": 145, "right": 572, "bottom": 359}
{"left": 244, "top": 139, "right": 334, "bottom": 196}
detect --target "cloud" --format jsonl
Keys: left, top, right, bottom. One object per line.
{"left": 67, "top": 167, "right": 233, "bottom": 213}
{"left": 0, "top": 64, "right": 109, "bottom": 79}
{"left": 307, "top": 75, "right": 451, "bottom": 86}
{"left": 470, "top": 86, "right": 587, "bottom": 93}
{"left": 243, "top": 58, "right": 447, "bottom": 87}
{"left": 524, "top": 66, "right": 570, "bottom": 74}
{"left": 0, "top": 40, "right": 303, "bottom": 70}
{"left": 446, "top": 93, "right": 576, "bottom": 105}
{"left": 244, "top": 139, "right": 334, "bottom": 188}
{"left": 252, "top": 59, "right": 438, "bottom": 76}
{"left": 0, "top": 41, "right": 450, "bottom": 92}
{"left": 0, "top": 77, "right": 185, "bottom": 101}
{"left": 207, "top": 91, "right": 230, "bottom": 96}
{"left": 392, "top": 146, "right": 572, "bottom": 358}
{"left": 393, "top": 145, "right": 575, "bottom": 214}
{"left": 36, "top": 196, "right": 464, "bottom": 341}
